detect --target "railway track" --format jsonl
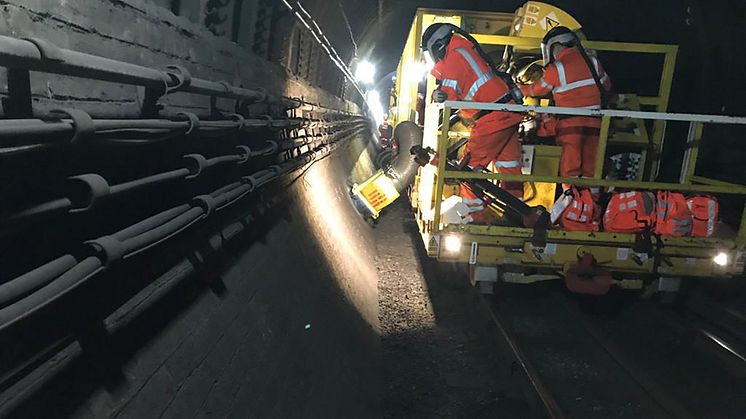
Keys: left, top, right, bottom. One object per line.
{"left": 474, "top": 283, "right": 746, "bottom": 418}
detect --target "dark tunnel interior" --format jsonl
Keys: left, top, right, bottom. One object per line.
{"left": 1, "top": 1, "right": 746, "bottom": 418}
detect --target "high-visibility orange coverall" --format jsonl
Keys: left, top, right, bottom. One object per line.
{"left": 430, "top": 35, "right": 524, "bottom": 197}
{"left": 521, "top": 47, "right": 611, "bottom": 178}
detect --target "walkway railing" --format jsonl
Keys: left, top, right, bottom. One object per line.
{"left": 431, "top": 100, "right": 746, "bottom": 240}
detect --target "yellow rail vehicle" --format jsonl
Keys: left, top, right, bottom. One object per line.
{"left": 392, "top": 3, "right": 746, "bottom": 294}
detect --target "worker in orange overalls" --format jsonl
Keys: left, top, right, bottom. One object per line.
{"left": 520, "top": 26, "right": 612, "bottom": 188}
{"left": 421, "top": 23, "right": 525, "bottom": 197}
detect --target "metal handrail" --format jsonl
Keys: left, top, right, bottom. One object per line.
{"left": 440, "top": 101, "right": 746, "bottom": 125}
{"left": 431, "top": 101, "right": 746, "bottom": 240}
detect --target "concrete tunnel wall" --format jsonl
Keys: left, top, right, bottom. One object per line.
{"left": 0, "top": 1, "right": 382, "bottom": 417}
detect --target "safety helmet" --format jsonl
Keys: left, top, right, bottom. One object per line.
{"left": 541, "top": 26, "right": 580, "bottom": 65}
{"left": 421, "top": 23, "right": 458, "bottom": 64}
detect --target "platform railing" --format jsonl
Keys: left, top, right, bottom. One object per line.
{"left": 472, "top": 34, "right": 678, "bottom": 182}
{"left": 431, "top": 100, "right": 746, "bottom": 241}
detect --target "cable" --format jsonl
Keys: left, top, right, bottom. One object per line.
{"left": 0, "top": 124, "right": 362, "bottom": 330}
{"left": 0, "top": 257, "right": 104, "bottom": 331}
{"left": 281, "top": 1, "right": 366, "bottom": 100}
{"left": 0, "top": 115, "right": 362, "bottom": 228}
{"left": 0, "top": 255, "right": 78, "bottom": 307}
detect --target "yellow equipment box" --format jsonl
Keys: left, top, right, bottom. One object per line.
{"left": 352, "top": 169, "right": 401, "bottom": 219}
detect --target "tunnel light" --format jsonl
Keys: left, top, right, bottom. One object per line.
{"left": 713, "top": 252, "right": 729, "bottom": 267}
{"left": 365, "top": 90, "right": 385, "bottom": 126}
{"left": 407, "top": 61, "right": 432, "bottom": 84}
{"left": 443, "top": 235, "right": 462, "bottom": 254}
{"left": 355, "top": 60, "right": 376, "bottom": 85}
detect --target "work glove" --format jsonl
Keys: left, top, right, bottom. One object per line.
{"left": 431, "top": 88, "right": 448, "bottom": 103}
{"left": 410, "top": 145, "right": 436, "bottom": 167}
{"left": 519, "top": 117, "right": 538, "bottom": 137}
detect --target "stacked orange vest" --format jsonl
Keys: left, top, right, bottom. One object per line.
{"left": 557, "top": 191, "right": 720, "bottom": 237}
{"left": 551, "top": 187, "right": 600, "bottom": 232}
{"left": 655, "top": 191, "right": 693, "bottom": 237}
{"left": 603, "top": 191, "right": 656, "bottom": 233}
{"left": 687, "top": 196, "right": 719, "bottom": 237}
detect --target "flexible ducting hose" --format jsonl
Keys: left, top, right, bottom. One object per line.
{"left": 382, "top": 121, "right": 423, "bottom": 191}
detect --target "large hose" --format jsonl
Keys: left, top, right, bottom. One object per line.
{"left": 384, "top": 121, "right": 423, "bottom": 191}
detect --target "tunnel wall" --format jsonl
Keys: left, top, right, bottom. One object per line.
{"left": 0, "top": 1, "right": 381, "bottom": 417}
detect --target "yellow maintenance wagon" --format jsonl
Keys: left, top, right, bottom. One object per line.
{"left": 391, "top": 2, "right": 746, "bottom": 295}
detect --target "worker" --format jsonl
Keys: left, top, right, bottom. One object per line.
{"left": 378, "top": 114, "right": 393, "bottom": 144}
{"left": 421, "top": 23, "right": 525, "bottom": 198}
{"left": 520, "top": 26, "right": 612, "bottom": 189}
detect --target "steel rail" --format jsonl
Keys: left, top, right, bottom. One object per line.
{"left": 561, "top": 299, "right": 696, "bottom": 419}
{"left": 680, "top": 307, "right": 746, "bottom": 367}
{"left": 478, "top": 298, "right": 566, "bottom": 419}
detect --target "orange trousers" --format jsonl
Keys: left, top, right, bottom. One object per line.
{"left": 556, "top": 117, "right": 601, "bottom": 178}
{"left": 466, "top": 123, "right": 523, "bottom": 197}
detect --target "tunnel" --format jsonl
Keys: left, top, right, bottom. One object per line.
{"left": 1, "top": 1, "right": 746, "bottom": 418}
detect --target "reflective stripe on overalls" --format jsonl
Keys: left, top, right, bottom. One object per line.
{"left": 553, "top": 57, "right": 609, "bottom": 95}
{"left": 455, "top": 47, "right": 520, "bottom": 169}
{"left": 455, "top": 47, "right": 495, "bottom": 101}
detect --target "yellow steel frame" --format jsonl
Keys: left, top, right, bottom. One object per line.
{"left": 400, "top": 8, "right": 746, "bottom": 280}
{"left": 472, "top": 34, "right": 679, "bottom": 181}
{"left": 432, "top": 101, "right": 746, "bottom": 220}
{"left": 429, "top": 101, "right": 746, "bottom": 278}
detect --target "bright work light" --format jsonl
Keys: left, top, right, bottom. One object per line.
{"left": 355, "top": 60, "right": 376, "bottom": 85}
{"left": 443, "top": 235, "right": 462, "bottom": 254}
{"left": 713, "top": 252, "right": 729, "bottom": 267}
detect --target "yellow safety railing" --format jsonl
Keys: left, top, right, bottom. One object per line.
{"left": 471, "top": 35, "right": 679, "bottom": 182}
{"left": 431, "top": 100, "right": 746, "bottom": 242}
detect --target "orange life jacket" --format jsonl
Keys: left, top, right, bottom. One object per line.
{"left": 551, "top": 187, "right": 600, "bottom": 231}
{"left": 655, "top": 191, "right": 692, "bottom": 237}
{"left": 687, "top": 196, "right": 718, "bottom": 237}
{"left": 603, "top": 191, "right": 656, "bottom": 233}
